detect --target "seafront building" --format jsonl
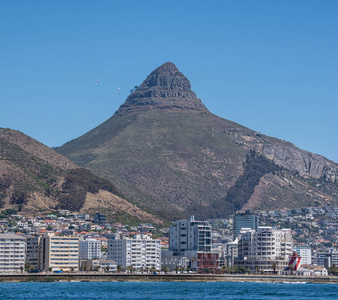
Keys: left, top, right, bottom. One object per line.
{"left": 235, "top": 227, "right": 293, "bottom": 274}
{"left": 312, "top": 249, "right": 338, "bottom": 269}
{"left": 169, "top": 216, "right": 212, "bottom": 255}
{"left": 225, "top": 238, "right": 238, "bottom": 267}
{"left": 108, "top": 234, "right": 161, "bottom": 271}
{"left": 38, "top": 233, "right": 79, "bottom": 271}
{"left": 80, "top": 259, "right": 117, "bottom": 272}
{"left": 26, "top": 236, "right": 42, "bottom": 270}
{"left": 163, "top": 216, "right": 219, "bottom": 271}
{"left": 0, "top": 233, "right": 26, "bottom": 273}
{"left": 79, "top": 238, "right": 101, "bottom": 260}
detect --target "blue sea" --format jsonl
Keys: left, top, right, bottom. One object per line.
{"left": 0, "top": 281, "right": 337, "bottom": 299}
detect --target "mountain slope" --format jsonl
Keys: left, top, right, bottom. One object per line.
{"left": 56, "top": 62, "right": 338, "bottom": 219}
{"left": 0, "top": 128, "right": 163, "bottom": 223}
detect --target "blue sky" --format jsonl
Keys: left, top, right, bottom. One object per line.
{"left": 1, "top": 0, "right": 337, "bottom": 162}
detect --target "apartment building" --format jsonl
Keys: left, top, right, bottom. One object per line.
{"left": 0, "top": 234, "right": 26, "bottom": 273}
{"left": 236, "top": 227, "right": 293, "bottom": 274}
{"left": 108, "top": 234, "right": 161, "bottom": 270}
{"left": 225, "top": 238, "right": 238, "bottom": 267}
{"left": 312, "top": 249, "right": 338, "bottom": 268}
{"left": 169, "top": 216, "right": 212, "bottom": 255}
{"left": 166, "top": 216, "right": 219, "bottom": 271}
{"left": 40, "top": 233, "right": 79, "bottom": 271}
{"left": 294, "top": 247, "right": 312, "bottom": 265}
{"left": 26, "top": 236, "right": 42, "bottom": 271}
{"left": 79, "top": 238, "right": 101, "bottom": 260}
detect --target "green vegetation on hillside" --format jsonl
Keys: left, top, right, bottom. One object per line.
{"left": 223, "top": 150, "right": 282, "bottom": 213}
{"left": 56, "top": 168, "right": 124, "bottom": 211}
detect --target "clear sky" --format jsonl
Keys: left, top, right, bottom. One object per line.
{"left": 1, "top": 0, "right": 337, "bottom": 162}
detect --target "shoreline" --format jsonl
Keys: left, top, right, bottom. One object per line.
{"left": 0, "top": 273, "right": 337, "bottom": 284}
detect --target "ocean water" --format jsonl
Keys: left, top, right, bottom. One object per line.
{"left": 0, "top": 281, "right": 337, "bottom": 300}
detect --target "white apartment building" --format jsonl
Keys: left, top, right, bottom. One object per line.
{"left": 79, "top": 239, "right": 101, "bottom": 260}
{"left": 40, "top": 233, "right": 79, "bottom": 271}
{"left": 169, "top": 216, "right": 212, "bottom": 255}
{"left": 236, "top": 227, "right": 293, "bottom": 274}
{"left": 0, "top": 233, "right": 26, "bottom": 273}
{"left": 108, "top": 235, "right": 161, "bottom": 271}
{"left": 294, "top": 247, "right": 312, "bottom": 265}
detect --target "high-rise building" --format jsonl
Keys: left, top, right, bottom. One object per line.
{"left": 26, "top": 236, "right": 42, "bottom": 271}
{"left": 233, "top": 210, "right": 259, "bottom": 237}
{"left": 108, "top": 234, "right": 161, "bottom": 271}
{"left": 167, "top": 216, "right": 219, "bottom": 271}
{"left": 236, "top": 227, "right": 293, "bottom": 274}
{"left": 39, "top": 233, "right": 79, "bottom": 271}
{"left": 79, "top": 239, "right": 101, "bottom": 260}
{"left": 169, "top": 216, "right": 212, "bottom": 255}
{"left": 225, "top": 238, "right": 238, "bottom": 267}
{"left": 0, "top": 234, "right": 26, "bottom": 273}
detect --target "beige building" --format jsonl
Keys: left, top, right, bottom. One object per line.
{"left": 39, "top": 233, "right": 79, "bottom": 271}
{"left": 0, "top": 233, "right": 26, "bottom": 273}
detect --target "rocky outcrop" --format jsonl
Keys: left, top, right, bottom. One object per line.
{"left": 227, "top": 129, "right": 338, "bottom": 183}
{"left": 115, "top": 62, "right": 207, "bottom": 115}
{"left": 261, "top": 143, "right": 337, "bottom": 183}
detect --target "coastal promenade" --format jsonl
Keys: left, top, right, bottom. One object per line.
{"left": 0, "top": 273, "right": 337, "bottom": 284}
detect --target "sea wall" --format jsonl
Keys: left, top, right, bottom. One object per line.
{"left": 0, "top": 273, "right": 338, "bottom": 284}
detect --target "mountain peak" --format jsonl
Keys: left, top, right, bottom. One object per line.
{"left": 115, "top": 62, "right": 208, "bottom": 115}
{"left": 156, "top": 62, "right": 179, "bottom": 73}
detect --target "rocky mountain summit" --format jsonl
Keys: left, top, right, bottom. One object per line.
{"left": 56, "top": 62, "right": 338, "bottom": 219}
{"left": 115, "top": 62, "right": 207, "bottom": 115}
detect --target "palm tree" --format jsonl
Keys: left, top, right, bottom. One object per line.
{"left": 25, "top": 263, "right": 31, "bottom": 272}
{"left": 174, "top": 265, "right": 179, "bottom": 274}
{"left": 190, "top": 257, "right": 196, "bottom": 270}
{"left": 272, "top": 262, "right": 277, "bottom": 275}
{"left": 163, "top": 266, "right": 169, "bottom": 274}
{"left": 150, "top": 266, "right": 157, "bottom": 274}
{"left": 126, "top": 265, "right": 133, "bottom": 274}
{"left": 145, "top": 266, "right": 149, "bottom": 274}
{"left": 329, "top": 264, "right": 338, "bottom": 276}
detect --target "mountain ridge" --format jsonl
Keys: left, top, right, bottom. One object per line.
{"left": 0, "top": 128, "right": 163, "bottom": 224}
{"left": 52, "top": 62, "right": 337, "bottom": 218}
